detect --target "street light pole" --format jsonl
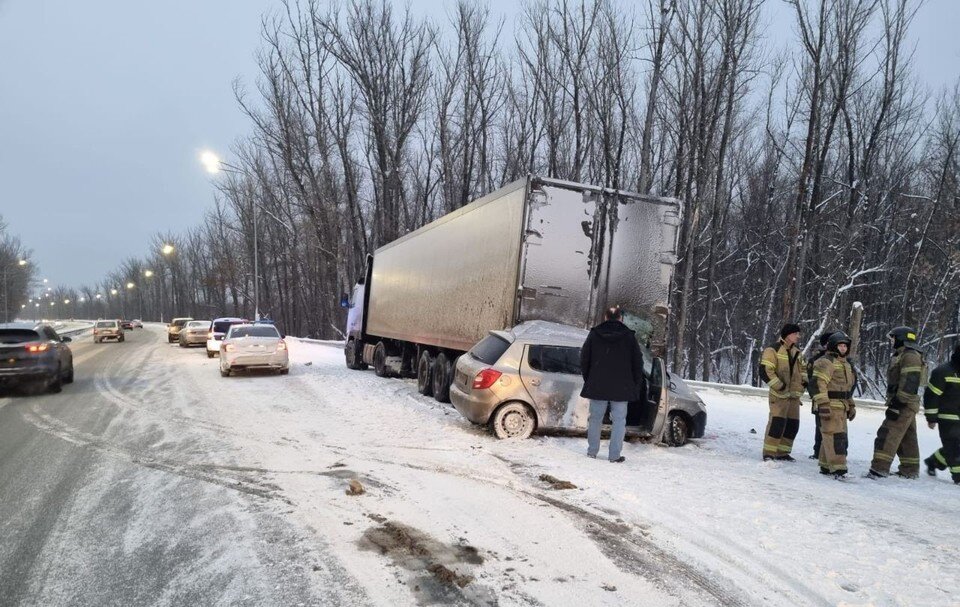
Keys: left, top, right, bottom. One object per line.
{"left": 200, "top": 152, "right": 262, "bottom": 321}
{"left": 2, "top": 259, "right": 28, "bottom": 323}
{"left": 253, "top": 202, "right": 260, "bottom": 321}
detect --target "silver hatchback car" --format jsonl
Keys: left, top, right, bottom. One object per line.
{"left": 450, "top": 321, "right": 706, "bottom": 445}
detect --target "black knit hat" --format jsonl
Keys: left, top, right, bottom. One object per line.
{"left": 780, "top": 323, "right": 801, "bottom": 339}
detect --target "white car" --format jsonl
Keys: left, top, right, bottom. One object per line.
{"left": 219, "top": 324, "right": 289, "bottom": 377}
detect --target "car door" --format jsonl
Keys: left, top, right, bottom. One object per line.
{"left": 645, "top": 357, "right": 669, "bottom": 438}
{"left": 518, "top": 344, "right": 588, "bottom": 431}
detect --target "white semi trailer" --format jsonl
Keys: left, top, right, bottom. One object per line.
{"left": 343, "top": 175, "right": 681, "bottom": 403}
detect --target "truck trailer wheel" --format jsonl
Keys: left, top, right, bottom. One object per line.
{"left": 373, "top": 341, "right": 393, "bottom": 378}
{"left": 417, "top": 350, "right": 434, "bottom": 396}
{"left": 491, "top": 402, "right": 536, "bottom": 440}
{"left": 345, "top": 339, "right": 367, "bottom": 370}
{"left": 432, "top": 352, "right": 453, "bottom": 403}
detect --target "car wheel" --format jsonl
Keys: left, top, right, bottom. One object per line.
{"left": 119, "top": 336, "right": 125, "bottom": 343}
{"left": 432, "top": 352, "right": 452, "bottom": 403}
{"left": 207, "top": 350, "right": 214, "bottom": 359}
{"left": 665, "top": 412, "right": 690, "bottom": 447}
{"left": 220, "top": 365, "right": 230, "bottom": 377}
{"left": 417, "top": 350, "right": 434, "bottom": 396}
{"left": 491, "top": 402, "right": 536, "bottom": 440}
{"left": 373, "top": 341, "right": 392, "bottom": 378}
{"left": 280, "top": 368, "right": 289, "bottom": 375}
{"left": 64, "top": 364, "right": 74, "bottom": 384}
{"left": 179, "top": 340, "right": 186, "bottom": 348}
{"left": 345, "top": 339, "right": 367, "bottom": 370}
{"left": 48, "top": 368, "right": 63, "bottom": 394}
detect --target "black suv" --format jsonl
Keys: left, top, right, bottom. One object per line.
{"left": 0, "top": 322, "right": 75, "bottom": 394}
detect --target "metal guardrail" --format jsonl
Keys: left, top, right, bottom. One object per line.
{"left": 685, "top": 379, "right": 889, "bottom": 412}
{"left": 55, "top": 322, "right": 95, "bottom": 337}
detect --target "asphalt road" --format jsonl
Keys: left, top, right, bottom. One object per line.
{"left": 0, "top": 327, "right": 334, "bottom": 607}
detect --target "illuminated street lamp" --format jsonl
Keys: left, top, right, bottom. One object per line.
{"left": 162, "top": 244, "right": 175, "bottom": 256}
{"left": 200, "top": 151, "right": 261, "bottom": 320}
{"left": 110, "top": 288, "right": 118, "bottom": 295}
{"left": 144, "top": 269, "right": 154, "bottom": 278}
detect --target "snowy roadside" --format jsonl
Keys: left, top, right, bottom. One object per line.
{"left": 126, "top": 333, "right": 954, "bottom": 607}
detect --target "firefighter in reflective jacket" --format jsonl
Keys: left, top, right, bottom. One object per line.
{"left": 807, "top": 331, "right": 838, "bottom": 459}
{"left": 811, "top": 332, "right": 856, "bottom": 478}
{"left": 923, "top": 343, "right": 960, "bottom": 484}
{"left": 760, "top": 323, "right": 806, "bottom": 461}
{"left": 868, "top": 326, "right": 927, "bottom": 479}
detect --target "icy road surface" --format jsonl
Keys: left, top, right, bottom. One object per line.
{"left": 1, "top": 325, "right": 957, "bottom": 606}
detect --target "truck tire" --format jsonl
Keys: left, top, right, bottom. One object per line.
{"left": 665, "top": 412, "right": 690, "bottom": 447}
{"left": 345, "top": 339, "right": 367, "bottom": 370}
{"left": 432, "top": 353, "right": 453, "bottom": 403}
{"left": 417, "top": 350, "right": 434, "bottom": 396}
{"left": 490, "top": 402, "right": 536, "bottom": 440}
{"left": 373, "top": 341, "right": 392, "bottom": 378}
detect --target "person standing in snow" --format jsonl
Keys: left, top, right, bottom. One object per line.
{"left": 923, "top": 343, "right": 960, "bottom": 484}
{"left": 580, "top": 305, "right": 645, "bottom": 463}
{"left": 759, "top": 323, "right": 806, "bottom": 461}
{"left": 806, "top": 331, "right": 837, "bottom": 459}
{"left": 811, "top": 332, "right": 856, "bottom": 479}
{"left": 867, "top": 326, "right": 926, "bottom": 479}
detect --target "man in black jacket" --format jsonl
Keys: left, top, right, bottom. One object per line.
{"left": 580, "top": 306, "right": 646, "bottom": 463}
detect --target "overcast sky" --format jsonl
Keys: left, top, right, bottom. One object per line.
{"left": 1, "top": 0, "right": 958, "bottom": 289}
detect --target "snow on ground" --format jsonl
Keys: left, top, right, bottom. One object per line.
{"left": 61, "top": 328, "right": 960, "bottom": 606}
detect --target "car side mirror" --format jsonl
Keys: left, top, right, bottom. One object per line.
{"left": 62, "top": 336, "right": 72, "bottom": 343}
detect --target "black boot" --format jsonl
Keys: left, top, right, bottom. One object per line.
{"left": 925, "top": 456, "right": 938, "bottom": 477}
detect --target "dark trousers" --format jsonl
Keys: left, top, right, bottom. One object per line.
{"left": 812, "top": 408, "right": 822, "bottom": 457}
{"left": 927, "top": 421, "right": 960, "bottom": 482}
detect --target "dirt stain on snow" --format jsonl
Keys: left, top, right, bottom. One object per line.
{"left": 538, "top": 474, "right": 577, "bottom": 490}
{"left": 359, "top": 520, "right": 495, "bottom": 605}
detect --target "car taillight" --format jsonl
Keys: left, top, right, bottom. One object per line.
{"left": 27, "top": 344, "right": 50, "bottom": 353}
{"left": 208, "top": 332, "right": 214, "bottom": 339}
{"left": 472, "top": 369, "right": 502, "bottom": 390}
{"left": 223, "top": 344, "right": 233, "bottom": 352}
{"left": 277, "top": 340, "right": 287, "bottom": 351}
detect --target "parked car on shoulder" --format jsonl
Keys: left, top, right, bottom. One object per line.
{"left": 0, "top": 322, "right": 75, "bottom": 394}
{"left": 179, "top": 320, "right": 211, "bottom": 347}
{"left": 219, "top": 323, "right": 289, "bottom": 377}
{"left": 131, "top": 319, "right": 144, "bottom": 328}
{"left": 449, "top": 321, "right": 707, "bottom": 445}
{"left": 120, "top": 320, "right": 134, "bottom": 330}
{"left": 206, "top": 317, "right": 248, "bottom": 358}
{"left": 167, "top": 317, "right": 193, "bottom": 343}
{"left": 93, "top": 319, "right": 124, "bottom": 343}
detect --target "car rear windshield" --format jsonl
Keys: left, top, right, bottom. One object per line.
{"left": 213, "top": 321, "right": 241, "bottom": 333}
{"left": 469, "top": 335, "right": 510, "bottom": 365}
{"left": 528, "top": 345, "right": 582, "bottom": 375}
{"left": 0, "top": 329, "right": 41, "bottom": 344}
{"left": 187, "top": 321, "right": 209, "bottom": 328}
{"left": 230, "top": 326, "right": 280, "bottom": 338}
{"left": 95, "top": 321, "right": 117, "bottom": 328}
{"left": 172, "top": 319, "right": 190, "bottom": 327}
